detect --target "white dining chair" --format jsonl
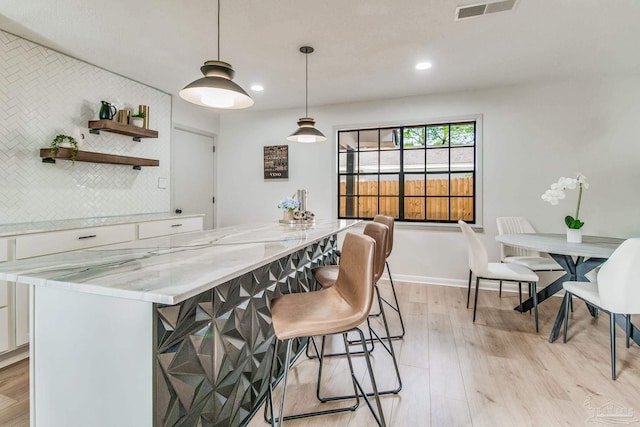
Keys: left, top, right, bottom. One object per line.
{"left": 458, "top": 220, "right": 541, "bottom": 332}
{"left": 496, "top": 217, "right": 562, "bottom": 297}
{"left": 562, "top": 238, "right": 640, "bottom": 380}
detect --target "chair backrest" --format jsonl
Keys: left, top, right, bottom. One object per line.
{"left": 363, "top": 222, "right": 389, "bottom": 284}
{"left": 597, "top": 238, "right": 640, "bottom": 314}
{"left": 496, "top": 217, "right": 541, "bottom": 259}
{"left": 334, "top": 232, "right": 376, "bottom": 321}
{"left": 373, "top": 214, "right": 394, "bottom": 258}
{"left": 458, "top": 220, "right": 489, "bottom": 277}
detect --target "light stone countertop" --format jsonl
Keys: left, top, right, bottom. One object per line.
{"left": 0, "top": 212, "right": 204, "bottom": 238}
{"left": 0, "top": 219, "right": 357, "bottom": 305}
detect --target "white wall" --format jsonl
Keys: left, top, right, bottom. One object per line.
{"left": 171, "top": 97, "right": 220, "bottom": 134}
{"left": 0, "top": 31, "right": 171, "bottom": 224}
{"left": 218, "top": 75, "right": 640, "bottom": 283}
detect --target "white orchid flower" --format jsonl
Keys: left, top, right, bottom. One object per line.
{"left": 541, "top": 172, "right": 589, "bottom": 229}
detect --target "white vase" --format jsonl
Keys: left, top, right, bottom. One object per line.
{"left": 566, "top": 228, "right": 582, "bottom": 243}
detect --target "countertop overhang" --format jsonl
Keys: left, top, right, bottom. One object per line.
{"left": 0, "top": 219, "right": 357, "bottom": 305}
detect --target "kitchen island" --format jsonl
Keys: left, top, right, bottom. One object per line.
{"left": 0, "top": 219, "right": 356, "bottom": 427}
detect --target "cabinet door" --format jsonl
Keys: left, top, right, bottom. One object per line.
{"left": 0, "top": 281, "right": 8, "bottom": 308}
{"left": 0, "top": 307, "right": 8, "bottom": 353}
{"left": 15, "top": 283, "right": 29, "bottom": 347}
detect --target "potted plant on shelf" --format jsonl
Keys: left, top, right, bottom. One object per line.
{"left": 131, "top": 112, "right": 144, "bottom": 128}
{"left": 49, "top": 134, "right": 79, "bottom": 163}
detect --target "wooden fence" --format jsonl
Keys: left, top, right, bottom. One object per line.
{"left": 339, "top": 177, "right": 473, "bottom": 220}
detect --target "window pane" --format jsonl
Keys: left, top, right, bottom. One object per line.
{"left": 379, "top": 175, "right": 399, "bottom": 196}
{"left": 403, "top": 127, "right": 425, "bottom": 147}
{"left": 380, "top": 149, "right": 400, "bottom": 173}
{"left": 426, "top": 174, "right": 449, "bottom": 196}
{"left": 451, "top": 147, "right": 474, "bottom": 171}
{"left": 359, "top": 130, "right": 379, "bottom": 151}
{"left": 359, "top": 175, "right": 378, "bottom": 196}
{"left": 379, "top": 197, "right": 399, "bottom": 218}
{"left": 404, "top": 197, "right": 425, "bottom": 220}
{"left": 358, "top": 197, "right": 378, "bottom": 218}
{"left": 403, "top": 148, "right": 425, "bottom": 171}
{"left": 380, "top": 128, "right": 400, "bottom": 150}
{"left": 426, "top": 148, "right": 449, "bottom": 171}
{"left": 450, "top": 123, "right": 475, "bottom": 145}
{"left": 339, "top": 151, "right": 358, "bottom": 173}
{"left": 339, "top": 175, "right": 358, "bottom": 196}
{"left": 340, "top": 196, "right": 357, "bottom": 218}
{"left": 339, "top": 131, "right": 357, "bottom": 152}
{"left": 450, "top": 174, "right": 474, "bottom": 196}
{"left": 451, "top": 197, "right": 473, "bottom": 221}
{"left": 426, "top": 125, "right": 448, "bottom": 146}
{"left": 426, "top": 197, "right": 448, "bottom": 220}
{"left": 404, "top": 174, "right": 425, "bottom": 196}
{"left": 358, "top": 151, "right": 378, "bottom": 173}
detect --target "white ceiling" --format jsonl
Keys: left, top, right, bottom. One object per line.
{"left": 0, "top": 0, "right": 639, "bottom": 113}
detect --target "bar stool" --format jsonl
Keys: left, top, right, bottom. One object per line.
{"left": 371, "top": 215, "right": 405, "bottom": 339}
{"left": 309, "top": 222, "right": 402, "bottom": 396}
{"left": 267, "top": 232, "right": 387, "bottom": 426}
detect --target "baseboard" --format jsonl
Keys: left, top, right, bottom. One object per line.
{"left": 0, "top": 346, "right": 29, "bottom": 370}
{"left": 379, "top": 273, "right": 562, "bottom": 296}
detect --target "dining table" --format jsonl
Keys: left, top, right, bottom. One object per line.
{"left": 494, "top": 233, "right": 637, "bottom": 344}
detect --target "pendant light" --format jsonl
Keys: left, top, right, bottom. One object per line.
{"left": 179, "top": 0, "right": 253, "bottom": 109}
{"left": 287, "top": 46, "right": 326, "bottom": 143}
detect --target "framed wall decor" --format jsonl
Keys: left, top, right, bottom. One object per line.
{"left": 263, "top": 145, "right": 289, "bottom": 179}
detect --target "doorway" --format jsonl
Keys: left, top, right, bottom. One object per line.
{"left": 172, "top": 126, "right": 215, "bottom": 230}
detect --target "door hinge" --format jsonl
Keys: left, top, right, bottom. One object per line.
{"left": 212, "top": 145, "right": 216, "bottom": 153}
{"left": 212, "top": 197, "right": 215, "bottom": 204}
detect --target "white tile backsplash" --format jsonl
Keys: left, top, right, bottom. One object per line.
{"left": 0, "top": 30, "right": 171, "bottom": 224}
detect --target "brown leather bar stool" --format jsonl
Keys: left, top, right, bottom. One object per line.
{"left": 371, "top": 214, "right": 405, "bottom": 339}
{"left": 308, "top": 222, "right": 402, "bottom": 396}
{"left": 266, "top": 232, "right": 386, "bottom": 426}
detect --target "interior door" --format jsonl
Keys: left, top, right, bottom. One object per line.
{"left": 172, "top": 127, "right": 215, "bottom": 230}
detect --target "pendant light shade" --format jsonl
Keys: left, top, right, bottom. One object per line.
{"left": 179, "top": 0, "right": 253, "bottom": 109}
{"left": 287, "top": 46, "right": 326, "bottom": 143}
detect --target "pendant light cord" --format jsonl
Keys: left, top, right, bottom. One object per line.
{"left": 217, "top": 0, "right": 221, "bottom": 61}
{"left": 305, "top": 51, "right": 308, "bottom": 117}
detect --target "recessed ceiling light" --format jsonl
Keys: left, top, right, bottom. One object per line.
{"left": 250, "top": 84, "right": 264, "bottom": 92}
{"left": 416, "top": 62, "right": 432, "bottom": 71}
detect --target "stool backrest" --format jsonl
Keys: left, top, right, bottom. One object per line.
{"left": 363, "top": 222, "right": 389, "bottom": 283}
{"left": 458, "top": 220, "right": 488, "bottom": 277}
{"left": 373, "top": 214, "right": 394, "bottom": 258}
{"left": 334, "top": 232, "right": 376, "bottom": 321}
{"left": 496, "top": 217, "right": 541, "bottom": 259}
{"left": 597, "top": 238, "right": 640, "bottom": 314}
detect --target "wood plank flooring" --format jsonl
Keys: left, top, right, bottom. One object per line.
{"left": 1, "top": 281, "right": 639, "bottom": 426}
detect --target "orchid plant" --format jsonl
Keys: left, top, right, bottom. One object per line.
{"left": 541, "top": 173, "right": 589, "bottom": 229}
{"left": 278, "top": 196, "right": 300, "bottom": 211}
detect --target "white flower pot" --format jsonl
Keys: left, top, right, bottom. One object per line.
{"left": 131, "top": 117, "right": 144, "bottom": 128}
{"left": 566, "top": 228, "right": 582, "bottom": 243}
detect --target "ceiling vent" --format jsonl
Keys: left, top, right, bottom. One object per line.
{"left": 455, "top": 0, "right": 517, "bottom": 20}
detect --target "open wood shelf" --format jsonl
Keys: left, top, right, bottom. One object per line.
{"left": 40, "top": 147, "right": 159, "bottom": 170}
{"left": 88, "top": 120, "right": 158, "bottom": 141}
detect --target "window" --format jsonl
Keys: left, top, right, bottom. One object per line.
{"left": 337, "top": 120, "right": 477, "bottom": 223}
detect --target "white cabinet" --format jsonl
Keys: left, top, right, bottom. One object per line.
{"left": 0, "top": 307, "right": 8, "bottom": 353}
{"left": 15, "top": 224, "right": 135, "bottom": 259}
{"left": 138, "top": 217, "right": 203, "bottom": 239}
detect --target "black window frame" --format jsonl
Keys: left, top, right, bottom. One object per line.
{"left": 337, "top": 121, "right": 477, "bottom": 224}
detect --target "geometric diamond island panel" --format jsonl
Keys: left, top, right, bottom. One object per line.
{"left": 155, "top": 235, "right": 338, "bottom": 427}
{"left": 0, "top": 30, "right": 171, "bottom": 224}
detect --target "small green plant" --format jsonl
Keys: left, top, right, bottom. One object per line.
{"left": 49, "top": 134, "right": 78, "bottom": 163}
{"left": 131, "top": 112, "right": 145, "bottom": 118}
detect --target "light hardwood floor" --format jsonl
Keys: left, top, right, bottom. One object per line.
{"left": 1, "top": 282, "right": 639, "bottom": 426}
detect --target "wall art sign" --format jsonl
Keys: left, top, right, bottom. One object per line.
{"left": 263, "top": 145, "right": 289, "bottom": 179}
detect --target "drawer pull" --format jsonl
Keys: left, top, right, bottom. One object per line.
{"left": 78, "top": 235, "right": 97, "bottom": 240}
{"left": 171, "top": 224, "right": 183, "bottom": 228}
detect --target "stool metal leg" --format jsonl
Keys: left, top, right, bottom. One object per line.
{"left": 610, "top": 313, "right": 617, "bottom": 381}
{"left": 466, "top": 270, "right": 473, "bottom": 309}
{"left": 473, "top": 276, "right": 480, "bottom": 323}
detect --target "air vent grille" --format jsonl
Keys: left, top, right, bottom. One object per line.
{"left": 455, "top": 0, "right": 516, "bottom": 20}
